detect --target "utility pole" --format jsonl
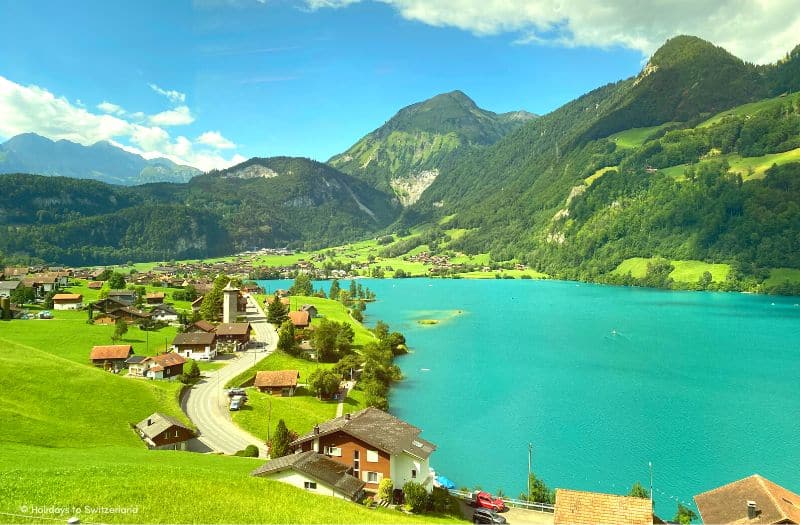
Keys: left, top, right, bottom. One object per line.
{"left": 528, "top": 443, "right": 533, "bottom": 501}
{"left": 649, "top": 462, "right": 654, "bottom": 509}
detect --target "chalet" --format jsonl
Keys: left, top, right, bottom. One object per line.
{"left": 145, "top": 292, "right": 165, "bottom": 305}
{"left": 107, "top": 290, "right": 136, "bottom": 305}
{"left": 145, "top": 352, "right": 186, "bottom": 380}
{"left": 241, "top": 283, "right": 261, "bottom": 294}
{"left": 301, "top": 304, "right": 319, "bottom": 319}
{"left": 91, "top": 297, "right": 129, "bottom": 313}
{"left": 172, "top": 332, "right": 216, "bottom": 360}
{"left": 108, "top": 306, "right": 151, "bottom": 324}
{"left": 52, "top": 293, "right": 83, "bottom": 310}
{"left": 553, "top": 489, "right": 654, "bottom": 525}
{"left": 251, "top": 451, "right": 365, "bottom": 501}
{"left": 289, "top": 310, "right": 310, "bottom": 329}
{"left": 125, "top": 355, "right": 150, "bottom": 377}
{"left": 150, "top": 304, "right": 179, "bottom": 322}
{"left": 134, "top": 412, "right": 194, "bottom": 450}
{"left": 89, "top": 345, "right": 134, "bottom": 371}
{"left": 3, "top": 266, "right": 28, "bottom": 278}
{"left": 22, "top": 273, "right": 59, "bottom": 298}
{"left": 87, "top": 281, "right": 104, "bottom": 290}
{"left": 254, "top": 370, "right": 299, "bottom": 396}
{"left": 215, "top": 322, "right": 251, "bottom": 351}
{"left": 187, "top": 320, "right": 216, "bottom": 333}
{"left": 694, "top": 474, "right": 800, "bottom": 524}
{"left": 0, "top": 280, "right": 20, "bottom": 298}
{"left": 291, "top": 407, "right": 436, "bottom": 492}
{"left": 89, "top": 269, "right": 106, "bottom": 280}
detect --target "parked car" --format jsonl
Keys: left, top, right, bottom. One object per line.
{"left": 227, "top": 388, "right": 247, "bottom": 398}
{"left": 39, "top": 311, "right": 53, "bottom": 319}
{"left": 473, "top": 491, "right": 507, "bottom": 512}
{"left": 472, "top": 508, "right": 507, "bottom": 524}
{"left": 229, "top": 395, "right": 245, "bottom": 411}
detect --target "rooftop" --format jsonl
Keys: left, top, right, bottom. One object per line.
{"left": 90, "top": 345, "right": 133, "bottom": 360}
{"left": 254, "top": 370, "right": 299, "bottom": 388}
{"left": 694, "top": 474, "right": 800, "bottom": 524}
{"left": 251, "top": 451, "right": 364, "bottom": 499}
{"left": 554, "top": 489, "right": 653, "bottom": 525}
{"left": 135, "top": 412, "right": 191, "bottom": 441}
{"left": 216, "top": 322, "right": 251, "bottom": 336}
{"left": 172, "top": 332, "right": 216, "bottom": 346}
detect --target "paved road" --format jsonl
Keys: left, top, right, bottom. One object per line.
{"left": 182, "top": 295, "right": 276, "bottom": 456}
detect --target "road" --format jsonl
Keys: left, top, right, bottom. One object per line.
{"left": 182, "top": 295, "right": 276, "bottom": 456}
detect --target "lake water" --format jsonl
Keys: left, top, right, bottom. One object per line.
{"left": 258, "top": 278, "right": 800, "bottom": 516}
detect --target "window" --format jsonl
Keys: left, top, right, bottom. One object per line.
{"left": 353, "top": 450, "right": 360, "bottom": 478}
{"left": 175, "top": 430, "right": 179, "bottom": 437}
{"left": 366, "top": 472, "right": 379, "bottom": 483}
{"left": 411, "top": 469, "right": 417, "bottom": 479}
{"left": 304, "top": 481, "right": 317, "bottom": 490}
{"left": 366, "top": 450, "right": 379, "bottom": 463}
{"left": 324, "top": 446, "right": 342, "bottom": 457}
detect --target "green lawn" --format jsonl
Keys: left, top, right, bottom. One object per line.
{"left": 607, "top": 124, "right": 672, "bottom": 148}
{"left": 765, "top": 268, "right": 800, "bottom": 286}
{"left": 656, "top": 147, "right": 800, "bottom": 182}
{"left": 231, "top": 386, "right": 340, "bottom": 440}
{"left": 226, "top": 351, "right": 334, "bottom": 389}
{"left": 0, "top": 443, "right": 461, "bottom": 524}
{"left": 279, "top": 295, "right": 377, "bottom": 348}
{"left": 611, "top": 257, "right": 731, "bottom": 282}
{"left": 698, "top": 92, "right": 800, "bottom": 128}
{"left": 64, "top": 279, "right": 195, "bottom": 313}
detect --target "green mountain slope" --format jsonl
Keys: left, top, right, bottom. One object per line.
{"left": 0, "top": 157, "right": 400, "bottom": 265}
{"left": 329, "top": 91, "right": 534, "bottom": 204}
{"left": 0, "top": 133, "right": 201, "bottom": 185}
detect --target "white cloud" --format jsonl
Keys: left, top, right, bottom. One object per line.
{"left": 97, "top": 101, "right": 126, "bottom": 116}
{"left": 0, "top": 75, "right": 243, "bottom": 172}
{"left": 148, "top": 105, "right": 195, "bottom": 126}
{"left": 196, "top": 130, "right": 237, "bottom": 149}
{"left": 305, "top": 0, "right": 800, "bottom": 64}
{"left": 148, "top": 83, "right": 187, "bottom": 104}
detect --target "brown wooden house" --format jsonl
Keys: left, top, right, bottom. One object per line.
{"left": 215, "top": 322, "right": 251, "bottom": 351}
{"left": 187, "top": 320, "right": 216, "bottom": 333}
{"left": 289, "top": 310, "right": 310, "bottom": 329}
{"left": 145, "top": 292, "right": 165, "bottom": 305}
{"left": 134, "top": 412, "right": 194, "bottom": 450}
{"left": 254, "top": 370, "right": 299, "bottom": 396}
{"left": 146, "top": 352, "right": 186, "bottom": 380}
{"left": 89, "top": 345, "right": 134, "bottom": 371}
{"left": 172, "top": 331, "right": 216, "bottom": 361}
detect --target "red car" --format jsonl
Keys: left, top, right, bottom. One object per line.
{"left": 473, "top": 491, "right": 507, "bottom": 512}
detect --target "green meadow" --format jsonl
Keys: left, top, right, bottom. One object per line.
{"left": 612, "top": 257, "right": 732, "bottom": 282}
{"left": 608, "top": 123, "right": 672, "bottom": 148}
{"left": 765, "top": 267, "right": 800, "bottom": 286}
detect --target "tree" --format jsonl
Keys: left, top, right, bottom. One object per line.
{"left": 698, "top": 271, "right": 713, "bottom": 289}
{"left": 270, "top": 419, "right": 291, "bottom": 458}
{"left": 107, "top": 272, "right": 126, "bottom": 290}
{"left": 134, "top": 286, "right": 146, "bottom": 307}
{"left": 311, "top": 319, "right": 342, "bottom": 362}
{"left": 307, "top": 369, "right": 342, "bottom": 399}
{"left": 43, "top": 291, "right": 56, "bottom": 309}
{"left": 10, "top": 286, "right": 35, "bottom": 305}
{"left": 519, "top": 472, "right": 555, "bottom": 504}
{"left": 403, "top": 481, "right": 428, "bottom": 513}
{"left": 373, "top": 320, "right": 390, "bottom": 341}
{"left": 329, "top": 279, "right": 341, "bottom": 301}
{"left": 187, "top": 360, "right": 201, "bottom": 381}
{"left": 112, "top": 318, "right": 128, "bottom": 342}
{"left": 628, "top": 481, "right": 649, "bottom": 499}
{"left": 333, "top": 353, "right": 362, "bottom": 380}
{"left": 277, "top": 320, "right": 297, "bottom": 355}
{"left": 199, "top": 275, "right": 229, "bottom": 321}
{"left": 377, "top": 478, "right": 394, "bottom": 502}
{"left": 674, "top": 504, "right": 697, "bottom": 525}
{"left": 267, "top": 296, "right": 288, "bottom": 325}
{"left": 348, "top": 280, "right": 357, "bottom": 298}
{"left": 289, "top": 274, "right": 313, "bottom": 296}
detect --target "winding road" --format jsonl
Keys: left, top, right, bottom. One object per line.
{"left": 182, "top": 295, "right": 275, "bottom": 456}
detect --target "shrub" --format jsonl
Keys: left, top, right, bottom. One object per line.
{"left": 363, "top": 496, "right": 375, "bottom": 508}
{"left": 234, "top": 445, "right": 259, "bottom": 457}
{"left": 377, "top": 478, "right": 394, "bottom": 502}
{"left": 402, "top": 481, "right": 428, "bottom": 513}
{"left": 428, "top": 486, "right": 453, "bottom": 513}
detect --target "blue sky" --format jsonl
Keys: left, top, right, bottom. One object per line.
{"left": 1, "top": 0, "right": 798, "bottom": 170}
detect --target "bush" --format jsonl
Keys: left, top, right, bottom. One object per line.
{"left": 377, "top": 478, "right": 394, "bottom": 502}
{"left": 403, "top": 481, "right": 428, "bottom": 513}
{"left": 234, "top": 445, "right": 259, "bottom": 457}
{"left": 428, "top": 486, "right": 453, "bottom": 513}
{"left": 363, "top": 496, "right": 375, "bottom": 508}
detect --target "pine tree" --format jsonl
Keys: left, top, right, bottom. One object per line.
{"left": 267, "top": 296, "right": 288, "bottom": 325}
{"left": 329, "top": 279, "right": 341, "bottom": 301}
{"left": 270, "top": 419, "right": 291, "bottom": 458}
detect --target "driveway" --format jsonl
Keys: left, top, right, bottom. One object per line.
{"left": 182, "top": 295, "right": 276, "bottom": 456}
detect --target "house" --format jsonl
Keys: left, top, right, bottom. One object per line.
{"left": 145, "top": 292, "right": 165, "bottom": 305}
{"left": 172, "top": 332, "right": 216, "bottom": 360}
{"left": 289, "top": 310, "right": 310, "bottom": 329}
{"left": 126, "top": 355, "right": 150, "bottom": 377}
{"left": 145, "top": 352, "right": 186, "bottom": 380}
{"left": 301, "top": 304, "right": 319, "bottom": 319}
{"left": 52, "top": 293, "right": 83, "bottom": 310}
{"left": 134, "top": 412, "right": 194, "bottom": 450}
{"left": 694, "top": 474, "right": 800, "bottom": 524}
{"left": 90, "top": 297, "right": 129, "bottom": 313}
{"left": 107, "top": 306, "right": 151, "bottom": 324}
{"left": 251, "top": 450, "right": 365, "bottom": 501}
{"left": 553, "top": 489, "right": 654, "bottom": 525}
{"left": 22, "top": 273, "right": 59, "bottom": 298}
{"left": 108, "top": 290, "right": 136, "bottom": 305}
{"left": 187, "top": 320, "right": 216, "bottom": 333}
{"left": 254, "top": 370, "right": 299, "bottom": 396}
{"left": 89, "top": 345, "right": 134, "bottom": 371}
{"left": 3, "top": 266, "right": 28, "bottom": 278}
{"left": 0, "top": 280, "right": 20, "bottom": 298}
{"left": 291, "top": 407, "right": 436, "bottom": 492}
{"left": 87, "top": 281, "right": 104, "bottom": 290}
{"left": 215, "top": 322, "right": 251, "bottom": 351}
{"left": 150, "top": 304, "right": 179, "bottom": 322}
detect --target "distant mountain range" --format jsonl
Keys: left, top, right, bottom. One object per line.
{"left": 3, "top": 35, "right": 800, "bottom": 290}
{"left": 0, "top": 133, "right": 201, "bottom": 185}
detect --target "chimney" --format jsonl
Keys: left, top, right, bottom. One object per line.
{"left": 747, "top": 501, "right": 757, "bottom": 520}
{"left": 345, "top": 413, "right": 351, "bottom": 421}
{"left": 313, "top": 425, "right": 320, "bottom": 435}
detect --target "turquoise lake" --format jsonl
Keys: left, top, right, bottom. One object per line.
{"left": 260, "top": 278, "right": 800, "bottom": 516}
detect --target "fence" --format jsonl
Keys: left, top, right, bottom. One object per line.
{"left": 449, "top": 489, "right": 556, "bottom": 513}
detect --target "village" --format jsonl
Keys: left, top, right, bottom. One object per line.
{"left": 1, "top": 262, "right": 799, "bottom": 525}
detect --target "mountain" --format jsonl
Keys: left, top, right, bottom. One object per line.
{"left": 0, "top": 157, "right": 399, "bottom": 265}
{"left": 0, "top": 133, "right": 201, "bottom": 185}
{"left": 328, "top": 90, "right": 535, "bottom": 205}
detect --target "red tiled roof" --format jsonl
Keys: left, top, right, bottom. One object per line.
{"left": 53, "top": 293, "right": 82, "bottom": 301}
{"left": 150, "top": 353, "right": 187, "bottom": 367}
{"left": 215, "top": 322, "right": 251, "bottom": 336}
{"left": 191, "top": 320, "right": 216, "bottom": 333}
{"left": 288, "top": 310, "right": 310, "bottom": 327}
{"left": 146, "top": 292, "right": 165, "bottom": 299}
{"left": 90, "top": 345, "right": 133, "bottom": 360}
{"left": 87, "top": 281, "right": 104, "bottom": 289}
{"left": 694, "top": 474, "right": 800, "bottom": 524}
{"left": 254, "top": 370, "right": 299, "bottom": 388}
{"left": 554, "top": 489, "right": 653, "bottom": 525}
